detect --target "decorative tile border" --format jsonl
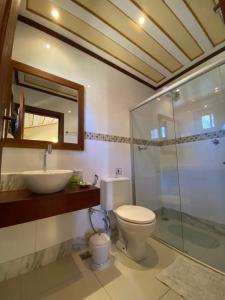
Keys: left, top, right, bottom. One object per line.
{"left": 84, "top": 130, "right": 225, "bottom": 146}
{"left": 85, "top": 131, "right": 131, "bottom": 143}
{"left": 85, "top": 132, "right": 159, "bottom": 145}
{"left": 160, "top": 129, "right": 225, "bottom": 146}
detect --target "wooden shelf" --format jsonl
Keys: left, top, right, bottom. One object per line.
{"left": 0, "top": 186, "right": 100, "bottom": 228}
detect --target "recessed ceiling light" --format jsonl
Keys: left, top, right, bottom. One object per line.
{"left": 139, "top": 16, "right": 145, "bottom": 25}
{"left": 87, "top": 85, "right": 91, "bottom": 88}
{"left": 204, "top": 105, "right": 208, "bottom": 108}
{"left": 176, "top": 88, "right": 180, "bottom": 92}
{"left": 68, "top": 110, "right": 72, "bottom": 113}
{"left": 45, "top": 44, "right": 51, "bottom": 49}
{"left": 51, "top": 9, "right": 59, "bottom": 19}
{"left": 156, "top": 97, "right": 160, "bottom": 101}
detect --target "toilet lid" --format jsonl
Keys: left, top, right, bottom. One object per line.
{"left": 116, "top": 205, "right": 156, "bottom": 224}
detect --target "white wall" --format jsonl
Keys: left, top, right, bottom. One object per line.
{"left": 0, "top": 21, "right": 153, "bottom": 263}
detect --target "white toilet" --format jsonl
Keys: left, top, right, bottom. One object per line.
{"left": 100, "top": 177, "right": 156, "bottom": 261}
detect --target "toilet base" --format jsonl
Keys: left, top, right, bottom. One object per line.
{"left": 116, "top": 236, "right": 148, "bottom": 261}
{"left": 116, "top": 240, "right": 127, "bottom": 254}
{"left": 116, "top": 239, "right": 146, "bottom": 261}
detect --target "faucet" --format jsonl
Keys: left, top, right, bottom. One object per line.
{"left": 43, "top": 144, "right": 52, "bottom": 171}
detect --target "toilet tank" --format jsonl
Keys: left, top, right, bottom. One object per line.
{"left": 100, "top": 177, "right": 131, "bottom": 211}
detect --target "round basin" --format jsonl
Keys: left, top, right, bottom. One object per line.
{"left": 22, "top": 170, "right": 73, "bottom": 194}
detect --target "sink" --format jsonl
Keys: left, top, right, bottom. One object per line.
{"left": 22, "top": 170, "right": 73, "bottom": 194}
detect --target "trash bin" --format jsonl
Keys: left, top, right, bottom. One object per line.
{"left": 89, "top": 233, "right": 111, "bottom": 271}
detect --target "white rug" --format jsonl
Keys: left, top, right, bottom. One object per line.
{"left": 156, "top": 256, "right": 225, "bottom": 300}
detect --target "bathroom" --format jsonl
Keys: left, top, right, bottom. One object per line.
{"left": 1, "top": 0, "right": 225, "bottom": 299}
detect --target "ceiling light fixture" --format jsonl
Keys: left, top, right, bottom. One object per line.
{"left": 157, "top": 97, "right": 160, "bottom": 101}
{"left": 139, "top": 16, "right": 145, "bottom": 25}
{"left": 68, "top": 110, "right": 72, "bottom": 113}
{"left": 176, "top": 88, "right": 180, "bottom": 92}
{"left": 204, "top": 105, "right": 208, "bottom": 108}
{"left": 45, "top": 44, "right": 51, "bottom": 49}
{"left": 87, "top": 85, "right": 91, "bottom": 88}
{"left": 51, "top": 9, "right": 59, "bottom": 19}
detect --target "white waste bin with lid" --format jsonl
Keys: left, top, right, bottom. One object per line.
{"left": 89, "top": 233, "right": 111, "bottom": 271}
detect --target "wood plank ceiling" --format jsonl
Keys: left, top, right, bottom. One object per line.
{"left": 18, "top": 0, "right": 225, "bottom": 89}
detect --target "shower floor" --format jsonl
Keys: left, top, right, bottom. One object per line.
{"left": 154, "top": 208, "right": 225, "bottom": 273}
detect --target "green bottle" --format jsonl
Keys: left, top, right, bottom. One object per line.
{"left": 70, "top": 171, "right": 79, "bottom": 187}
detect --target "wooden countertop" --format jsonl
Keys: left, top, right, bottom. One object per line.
{"left": 0, "top": 186, "right": 100, "bottom": 228}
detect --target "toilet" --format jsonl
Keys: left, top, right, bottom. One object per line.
{"left": 100, "top": 177, "right": 156, "bottom": 261}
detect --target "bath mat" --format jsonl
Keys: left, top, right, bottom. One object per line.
{"left": 156, "top": 256, "right": 225, "bottom": 300}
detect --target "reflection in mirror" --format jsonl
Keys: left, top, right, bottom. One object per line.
{"left": 7, "top": 68, "right": 79, "bottom": 144}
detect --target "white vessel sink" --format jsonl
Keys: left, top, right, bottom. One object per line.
{"left": 22, "top": 170, "right": 73, "bottom": 194}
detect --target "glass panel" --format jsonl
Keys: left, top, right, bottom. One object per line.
{"left": 131, "top": 94, "right": 183, "bottom": 250}
{"left": 173, "top": 66, "right": 225, "bottom": 272}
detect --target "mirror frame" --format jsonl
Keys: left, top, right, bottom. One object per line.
{"left": 3, "top": 60, "right": 84, "bottom": 150}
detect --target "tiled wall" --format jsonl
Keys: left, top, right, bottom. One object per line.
{"left": 0, "top": 21, "right": 153, "bottom": 266}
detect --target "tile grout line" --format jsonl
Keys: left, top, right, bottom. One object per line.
{"left": 92, "top": 271, "right": 113, "bottom": 300}
{"left": 158, "top": 287, "right": 171, "bottom": 299}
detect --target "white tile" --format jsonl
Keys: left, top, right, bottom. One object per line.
{"left": 21, "top": 255, "right": 108, "bottom": 300}
{"left": 0, "top": 222, "right": 36, "bottom": 263}
{"left": 36, "top": 213, "right": 75, "bottom": 251}
{"left": 94, "top": 241, "right": 171, "bottom": 300}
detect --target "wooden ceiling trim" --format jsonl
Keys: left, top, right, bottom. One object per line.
{"left": 26, "top": 0, "right": 165, "bottom": 83}
{"left": 131, "top": 0, "right": 204, "bottom": 61}
{"left": 72, "top": 0, "right": 182, "bottom": 73}
{"left": 18, "top": 15, "right": 157, "bottom": 89}
{"left": 184, "top": 0, "right": 225, "bottom": 46}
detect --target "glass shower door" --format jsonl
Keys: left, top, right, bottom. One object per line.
{"left": 131, "top": 93, "right": 183, "bottom": 250}
{"left": 173, "top": 65, "right": 225, "bottom": 271}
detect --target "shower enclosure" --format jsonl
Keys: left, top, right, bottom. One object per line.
{"left": 131, "top": 59, "right": 225, "bottom": 273}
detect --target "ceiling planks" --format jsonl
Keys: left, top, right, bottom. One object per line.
{"left": 16, "top": 0, "right": 225, "bottom": 89}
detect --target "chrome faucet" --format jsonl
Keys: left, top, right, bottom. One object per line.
{"left": 43, "top": 144, "right": 52, "bottom": 171}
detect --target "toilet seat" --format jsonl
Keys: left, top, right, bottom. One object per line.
{"left": 116, "top": 205, "right": 156, "bottom": 224}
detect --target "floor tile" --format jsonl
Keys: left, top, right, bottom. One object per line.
{"left": 160, "top": 289, "right": 184, "bottom": 300}
{"left": 2, "top": 235, "right": 224, "bottom": 300}
{"left": 0, "top": 277, "right": 22, "bottom": 300}
{"left": 42, "top": 272, "right": 110, "bottom": 300}
{"left": 21, "top": 255, "right": 105, "bottom": 300}
{"left": 94, "top": 240, "right": 171, "bottom": 300}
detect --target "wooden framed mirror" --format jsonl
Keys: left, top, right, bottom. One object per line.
{"left": 3, "top": 60, "right": 84, "bottom": 150}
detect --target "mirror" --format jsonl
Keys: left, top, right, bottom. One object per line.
{"left": 4, "top": 61, "right": 84, "bottom": 150}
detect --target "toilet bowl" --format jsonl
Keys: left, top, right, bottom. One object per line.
{"left": 100, "top": 177, "right": 156, "bottom": 261}
{"left": 115, "top": 205, "right": 156, "bottom": 261}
